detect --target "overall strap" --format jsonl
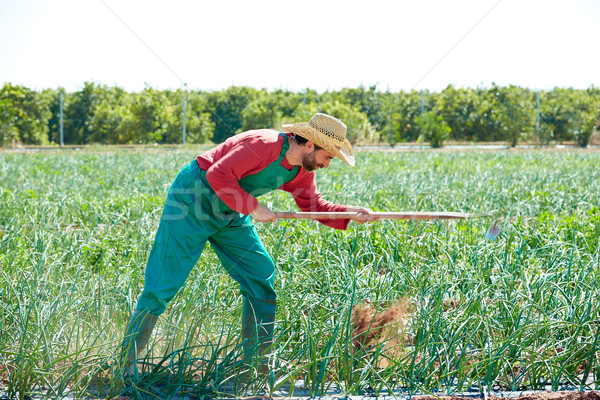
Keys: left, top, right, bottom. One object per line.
{"left": 277, "top": 132, "right": 291, "bottom": 162}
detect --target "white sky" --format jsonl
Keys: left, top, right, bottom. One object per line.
{"left": 1, "top": 0, "right": 599, "bottom": 93}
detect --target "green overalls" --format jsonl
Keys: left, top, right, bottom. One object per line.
{"left": 123, "top": 133, "right": 299, "bottom": 361}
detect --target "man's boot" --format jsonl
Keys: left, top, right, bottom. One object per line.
{"left": 239, "top": 296, "right": 277, "bottom": 388}
{"left": 120, "top": 310, "right": 159, "bottom": 376}
{"left": 241, "top": 297, "right": 276, "bottom": 373}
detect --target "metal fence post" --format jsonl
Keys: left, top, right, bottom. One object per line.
{"left": 536, "top": 91, "right": 540, "bottom": 127}
{"left": 182, "top": 87, "right": 187, "bottom": 145}
{"left": 59, "top": 90, "right": 64, "bottom": 147}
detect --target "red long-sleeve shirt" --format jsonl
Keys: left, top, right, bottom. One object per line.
{"left": 196, "top": 129, "right": 349, "bottom": 230}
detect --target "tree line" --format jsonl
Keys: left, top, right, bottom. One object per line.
{"left": 1, "top": 82, "right": 599, "bottom": 148}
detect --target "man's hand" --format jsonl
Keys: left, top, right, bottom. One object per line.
{"left": 345, "top": 206, "right": 377, "bottom": 224}
{"left": 250, "top": 202, "right": 277, "bottom": 223}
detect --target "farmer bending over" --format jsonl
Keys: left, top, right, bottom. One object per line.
{"left": 121, "top": 113, "right": 374, "bottom": 372}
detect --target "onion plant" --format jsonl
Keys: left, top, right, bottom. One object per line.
{"left": 1, "top": 149, "right": 599, "bottom": 399}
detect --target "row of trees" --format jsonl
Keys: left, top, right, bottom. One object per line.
{"left": 1, "top": 82, "right": 599, "bottom": 148}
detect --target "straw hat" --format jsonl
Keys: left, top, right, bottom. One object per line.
{"left": 282, "top": 113, "right": 355, "bottom": 167}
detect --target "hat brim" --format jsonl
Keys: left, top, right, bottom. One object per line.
{"left": 282, "top": 123, "right": 355, "bottom": 167}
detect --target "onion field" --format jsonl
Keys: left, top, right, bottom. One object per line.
{"left": 1, "top": 148, "right": 599, "bottom": 399}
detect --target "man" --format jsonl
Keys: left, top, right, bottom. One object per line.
{"left": 121, "top": 113, "right": 374, "bottom": 372}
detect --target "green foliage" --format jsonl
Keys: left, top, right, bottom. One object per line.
{"left": 388, "top": 90, "right": 426, "bottom": 143}
{"left": 1, "top": 83, "right": 599, "bottom": 147}
{"left": 289, "top": 100, "right": 378, "bottom": 144}
{"left": 125, "top": 87, "right": 174, "bottom": 143}
{"left": 436, "top": 85, "right": 482, "bottom": 141}
{"left": 206, "top": 86, "right": 258, "bottom": 143}
{"left": 0, "top": 83, "right": 51, "bottom": 145}
{"left": 416, "top": 111, "right": 451, "bottom": 148}
{"left": 53, "top": 83, "right": 215, "bottom": 145}
{"left": 181, "top": 90, "right": 215, "bottom": 144}
{"left": 339, "top": 85, "right": 389, "bottom": 130}
{"left": 572, "top": 88, "right": 599, "bottom": 147}
{"left": 488, "top": 84, "right": 536, "bottom": 146}
{"left": 241, "top": 89, "right": 305, "bottom": 133}
{"left": 536, "top": 87, "right": 600, "bottom": 146}
{"left": 88, "top": 85, "right": 131, "bottom": 144}
{"left": 62, "top": 82, "right": 100, "bottom": 144}
{"left": 0, "top": 90, "right": 19, "bottom": 145}
{"left": 2, "top": 150, "right": 600, "bottom": 397}
{"left": 43, "top": 88, "right": 62, "bottom": 144}
{"left": 269, "top": 88, "right": 304, "bottom": 119}
{"left": 435, "top": 84, "right": 536, "bottom": 146}
{"left": 241, "top": 90, "right": 283, "bottom": 132}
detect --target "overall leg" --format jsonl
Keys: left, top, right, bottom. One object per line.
{"left": 121, "top": 218, "right": 208, "bottom": 364}
{"left": 122, "top": 163, "right": 212, "bottom": 366}
{"left": 208, "top": 220, "right": 277, "bottom": 362}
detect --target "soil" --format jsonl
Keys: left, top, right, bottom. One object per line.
{"left": 413, "top": 392, "right": 600, "bottom": 400}
{"left": 108, "top": 391, "right": 600, "bottom": 399}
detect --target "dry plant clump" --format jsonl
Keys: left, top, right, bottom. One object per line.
{"left": 443, "top": 298, "right": 459, "bottom": 311}
{"left": 350, "top": 297, "right": 412, "bottom": 352}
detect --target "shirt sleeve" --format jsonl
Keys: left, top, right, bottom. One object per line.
{"left": 281, "top": 171, "right": 350, "bottom": 230}
{"left": 205, "top": 136, "right": 280, "bottom": 214}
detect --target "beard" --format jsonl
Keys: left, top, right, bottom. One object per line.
{"left": 302, "top": 150, "right": 323, "bottom": 172}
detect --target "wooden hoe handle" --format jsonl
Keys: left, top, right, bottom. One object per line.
{"left": 274, "top": 211, "right": 495, "bottom": 220}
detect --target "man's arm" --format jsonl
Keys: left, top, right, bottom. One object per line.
{"left": 203, "top": 133, "right": 281, "bottom": 214}
{"left": 281, "top": 171, "right": 375, "bottom": 229}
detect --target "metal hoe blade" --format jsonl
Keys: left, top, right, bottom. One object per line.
{"left": 485, "top": 220, "right": 502, "bottom": 240}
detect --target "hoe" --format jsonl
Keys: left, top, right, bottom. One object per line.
{"left": 274, "top": 211, "right": 502, "bottom": 240}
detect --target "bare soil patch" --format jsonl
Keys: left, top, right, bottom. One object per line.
{"left": 414, "top": 391, "right": 600, "bottom": 400}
